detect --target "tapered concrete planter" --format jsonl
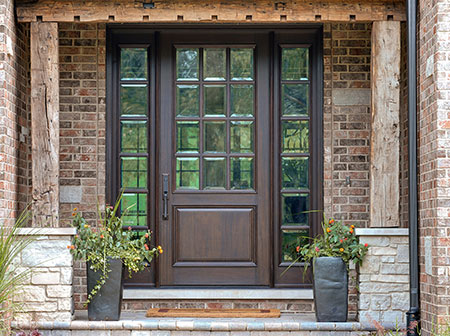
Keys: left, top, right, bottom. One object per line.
{"left": 87, "top": 258, "right": 123, "bottom": 321}
{"left": 313, "top": 257, "right": 348, "bottom": 322}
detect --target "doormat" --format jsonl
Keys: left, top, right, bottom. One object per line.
{"left": 146, "top": 308, "right": 281, "bottom": 318}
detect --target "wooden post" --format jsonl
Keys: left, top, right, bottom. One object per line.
{"left": 31, "top": 22, "right": 59, "bottom": 227}
{"left": 370, "top": 21, "right": 401, "bottom": 227}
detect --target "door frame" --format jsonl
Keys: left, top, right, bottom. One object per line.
{"left": 106, "top": 25, "right": 323, "bottom": 288}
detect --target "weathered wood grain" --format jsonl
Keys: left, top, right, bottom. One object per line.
{"left": 370, "top": 21, "right": 401, "bottom": 227}
{"left": 16, "top": 0, "right": 406, "bottom": 22}
{"left": 31, "top": 22, "right": 60, "bottom": 227}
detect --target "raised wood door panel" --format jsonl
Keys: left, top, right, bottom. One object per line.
{"left": 158, "top": 31, "right": 271, "bottom": 286}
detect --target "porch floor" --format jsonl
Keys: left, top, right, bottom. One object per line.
{"left": 13, "top": 311, "right": 375, "bottom": 335}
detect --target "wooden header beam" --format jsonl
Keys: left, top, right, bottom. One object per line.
{"left": 16, "top": 0, "right": 406, "bottom": 23}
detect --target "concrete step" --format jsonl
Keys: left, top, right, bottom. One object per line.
{"left": 12, "top": 312, "right": 374, "bottom": 336}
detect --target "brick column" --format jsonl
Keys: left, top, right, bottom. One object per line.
{"left": 418, "top": 0, "right": 450, "bottom": 332}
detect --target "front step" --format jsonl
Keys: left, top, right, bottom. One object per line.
{"left": 13, "top": 312, "right": 374, "bottom": 335}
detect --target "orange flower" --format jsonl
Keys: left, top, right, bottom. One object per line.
{"left": 339, "top": 248, "right": 344, "bottom": 252}
{"left": 349, "top": 229, "right": 354, "bottom": 234}
{"left": 326, "top": 228, "right": 331, "bottom": 233}
{"left": 71, "top": 245, "right": 75, "bottom": 250}
{"left": 67, "top": 245, "right": 71, "bottom": 249}
{"left": 73, "top": 208, "right": 77, "bottom": 211}
{"left": 350, "top": 225, "right": 355, "bottom": 229}
{"left": 145, "top": 233, "right": 149, "bottom": 238}
{"left": 340, "top": 239, "right": 343, "bottom": 243}
{"left": 144, "top": 244, "right": 149, "bottom": 250}
{"left": 157, "top": 245, "right": 163, "bottom": 254}
{"left": 296, "top": 246, "right": 300, "bottom": 252}
{"left": 329, "top": 219, "right": 335, "bottom": 224}
{"left": 100, "top": 234, "right": 104, "bottom": 239}
{"left": 72, "top": 213, "right": 76, "bottom": 216}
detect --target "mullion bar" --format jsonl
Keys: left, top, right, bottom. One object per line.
{"left": 199, "top": 48, "right": 204, "bottom": 189}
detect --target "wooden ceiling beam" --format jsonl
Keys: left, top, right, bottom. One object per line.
{"left": 16, "top": 0, "right": 406, "bottom": 23}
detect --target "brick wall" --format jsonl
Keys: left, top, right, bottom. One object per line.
{"left": 0, "top": 0, "right": 30, "bottom": 225}
{"left": 323, "top": 23, "right": 372, "bottom": 229}
{"left": 418, "top": 0, "right": 450, "bottom": 332}
{"left": 58, "top": 22, "right": 106, "bottom": 307}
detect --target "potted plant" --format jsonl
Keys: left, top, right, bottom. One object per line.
{"left": 69, "top": 194, "right": 162, "bottom": 321}
{"left": 289, "top": 217, "right": 368, "bottom": 322}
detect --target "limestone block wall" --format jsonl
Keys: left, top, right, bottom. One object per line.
{"left": 14, "top": 228, "right": 76, "bottom": 322}
{"left": 356, "top": 228, "right": 410, "bottom": 328}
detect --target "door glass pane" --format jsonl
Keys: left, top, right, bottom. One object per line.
{"left": 204, "top": 85, "right": 226, "bottom": 117}
{"left": 231, "top": 157, "right": 254, "bottom": 190}
{"left": 120, "top": 84, "right": 148, "bottom": 116}
{"left": 282, "top": 48, "right": 309, "bottom": 81}
{"left": 281, "top": 229, "right": 309, "bottom": 262}
{"left": 203, "top": 158, "right": 226, "bottom": 190}
{"left": 230, "top": 85, "right": 254, "bottom": 117}
{"left": 120, "top": 48, "right": 147, "bottom": 81}
{"left": 230, "top": 121, "right": 253, "bottom": 153}
{"left": 204, "top": 121, "right": 226, "bottom": 153}
{"left": 121, "top": 157, "right": 147, "bottom": 189}
{"left": 282, "top": 193, "right": 309, "bottom": 226}
{"left": 204, "top": 48, "right": 226, "bottom": 81}
{"left": 176, "top": 157, "right": 199, "bottom": 189}
{"left": 177, "top": 85, "right": 199, "bottom": 117}
{"left": 177, "top": 48, "right": 199, "bottom": 81}
{"left": 122, "top": 193, "right": 147, "bottom": 227}
{"left": 231, "top": 48, "right": 253, "bottom": 81}
{"left": 121, "top": 120, "right": 147, "bottom": 153}
{"left": 282, "top": 120, "right": 309, "bottom": 153}
{"left": 282, "top": 84, "right": 309, "bottom": 116}
{"left": 281, "top": 157, "right": 309, "bottom": 189}
{"left": 176, "top": 121, "right": 199, "bottom": 153}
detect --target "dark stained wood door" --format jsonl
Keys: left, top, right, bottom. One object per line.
{"left": 158, "top": 31, "right": 271, "bottom": 286}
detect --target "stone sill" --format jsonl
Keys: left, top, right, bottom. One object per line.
{"left": 123, "top": 288, "right": 314, "bottom": 300}
{"left": 15, "top": 227, "right": 76, "bottom": 236}
{"left": 355, "top": 228, "right": 409, "bottom": 236}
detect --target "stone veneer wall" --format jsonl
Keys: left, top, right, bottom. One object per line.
{"left": 357, "top": 229, "right": 410, "bottom": 328}
{"left": 0, "top": 0, "right": 31, "bottom": 225}
{"left": 418, "top": 0, "right": 450, "bottom": 332}
{"left": 13, "top": 228, "right": 75, "bottom": 323}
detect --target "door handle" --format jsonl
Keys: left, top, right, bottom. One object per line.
{"left": 162, "top": 174, "right": 169, "bottom": 220}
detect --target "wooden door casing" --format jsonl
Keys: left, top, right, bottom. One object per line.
{"left": 106, "top": 26, "right": 323, "bottom": 288}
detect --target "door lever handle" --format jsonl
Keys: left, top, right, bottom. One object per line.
{"left": 162, "top": 174, "right": 169, "bottom": 220}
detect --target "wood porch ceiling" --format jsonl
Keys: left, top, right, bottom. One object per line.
{"left": 16, "top": 0, "right": 406, "bottom": 23}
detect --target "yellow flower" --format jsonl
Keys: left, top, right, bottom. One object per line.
{"left": 326, "top": 228, "right": 331, "bottom": 233}
{"left": 339, "top": 248, "right": 344, "bottom": 252}
{"left": 84, "top": 224, "right": 89, "bottom": 228}
{"left": 73, "top": 208, "right": 77, "bottom": 211}
{"left": 157, "top": 246, "right": 163, "bottom": 254}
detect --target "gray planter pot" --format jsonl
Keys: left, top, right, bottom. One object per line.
{"left": 313, "top": 257, "right": 348, "bottom": 322}
{"left": 87, "top": 258, "right": 123, "bottom": 321}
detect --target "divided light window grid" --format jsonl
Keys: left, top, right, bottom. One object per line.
{"left": 118, "top": 47, "right": 150, "bottom": 229}
{"left": 174, "top": 47, "right": 256, "bottom": 191}
{"left": 278, "top": 47, "right": 311, "bottom": 264}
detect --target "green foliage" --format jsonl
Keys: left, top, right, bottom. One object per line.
{"left": 284, "top": 216, "right": 368, "bottom": 276}
{"left": 0, "top": 209, "right": 38, "bottom": 334}
{"left": 69, "top": 193, "right": 162, "bottom": 305}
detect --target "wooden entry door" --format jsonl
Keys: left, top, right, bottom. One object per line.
{"left": 158, "top": 31, "right": 271, "bottom": 286}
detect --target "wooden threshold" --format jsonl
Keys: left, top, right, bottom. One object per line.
{"left": 146, "top": 308, "right": 281, "bottom": 318}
